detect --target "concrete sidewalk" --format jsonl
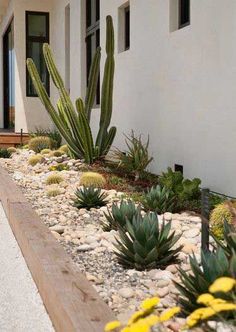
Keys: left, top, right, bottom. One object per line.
{"left": 0, "top": 203, "right": 54, "bottom": 332}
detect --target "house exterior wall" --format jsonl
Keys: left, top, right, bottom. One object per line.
{"left": 1, "top": 0, "right": 236, "bottom": 196}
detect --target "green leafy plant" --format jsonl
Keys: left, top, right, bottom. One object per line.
{"left": 28, "top": 154, "right": 43, "bottom": 166}
{"left": 114, "top": 212, "right": 183, "bottom": 270}
{"left": 114, "top": 132, "right": 153, "bottom": 181}
{"left": 29, "top": 136, "right": 52, "bottom": 153}
{"left": 79, "top": 172, "right": 106, "bottom": 188}
{"left": 210, "top": 201, "right": 236, "bottom": 239}
{"left": 174, "top": 248, "right": 235, "bottom": 315}
{"left": 103, "top": 200, "right": 141, "bottom": 231}
{"left": 27, "top": 16, "right": 116, "bottom": 164}
{"left": 30, "top": 127, "right": 62, "bottom": 149}
{"left": 73, "top": 187, "right": 108, "bottom": 210}
{"left": 142, "top": 185, "right": 176, "bottom": 214}
{"left": 0, "top": 148, "right": 12, "bottom": 158}
{"left": 46, "top": 173, "right": 64, "bottom": 185}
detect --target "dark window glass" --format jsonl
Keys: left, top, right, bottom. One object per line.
{"left": 125, "top": 6, "right": 130, "bottom": 50}
{"left": 26, "top": 12, "right": 49, "bottom": 97}
{"left": 86, "top": 0, "right": 100, "bottom": 105}
{"left": 179, "top": 0, "right": 190, "bottom": 28}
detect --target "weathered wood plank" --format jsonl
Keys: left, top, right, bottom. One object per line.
{"left": 0, "top": 167, "right": 115, "bottom": 332}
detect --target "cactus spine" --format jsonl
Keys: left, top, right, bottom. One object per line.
{"left": 26, "top": 15, "right": 116, "bottom": 164}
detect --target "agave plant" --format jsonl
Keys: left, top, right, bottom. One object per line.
{"left": 142, "top": 185, "right": 176, "bottom": 214}
{"left": 103, "top": 200, "right": 141, "bottom": 231}
{"left": 73, "top": 187, "right": 108, "bottom": 210}
{"left": 174, "top": 248, "right": 235, "bottom": 315}
{"left": 114, "top": 212, "right": 183, "bottom": 270}
{"left": 114, "top": 131, "right": 153, "bottom": 181}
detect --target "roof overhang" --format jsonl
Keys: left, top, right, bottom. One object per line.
{"left": 0, "top": 0, "right": 9, "bottom": 25}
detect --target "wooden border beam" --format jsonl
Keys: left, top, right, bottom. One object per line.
{"left": 0, "top": 167, "right": 115, "bottom": 332}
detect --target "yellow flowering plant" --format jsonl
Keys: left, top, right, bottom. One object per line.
{"left": 104, "top": 297, "right": 181, "bottom": 332}
{"left": 185, "top": 277, "right": 236, "bottom": 330}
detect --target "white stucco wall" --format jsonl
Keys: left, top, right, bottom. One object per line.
{"left": 1, "top": 0, "right": 236, "bottom": 195}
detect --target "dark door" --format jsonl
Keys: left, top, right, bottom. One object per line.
{"left": 3, "top": 18, "right": 15, "bottom": 130}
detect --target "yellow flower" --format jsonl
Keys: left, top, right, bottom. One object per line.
{"left": 211, "top": 302, "right": 236, "bottom": 313}
{"left": 143, "top": 315, "right": 159, "bottom": 326}
{"left": 159, "top": 307, "right": 181, "bottom": 322}
{"left": 186, "top": 307, "right": 216, "bottom": 327}
{"left": 141, "top": 297, "right": 160, "bottom": 310}
{"left": 128, "top": 310, "right": 145, "bottom": 325}
{"left": 105, "top": 320, "right": 122, "bottom": 331}
{"left": 197, "top": 293, "right": 215, "bottom": 306}
{"left": 209, "top": 277, "right": 236, "bottom": 293}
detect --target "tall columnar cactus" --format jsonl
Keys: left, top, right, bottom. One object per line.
{"left": 26, "top": 16, "right": 116, "bottom": 164}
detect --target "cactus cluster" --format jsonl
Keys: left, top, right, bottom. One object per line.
{"left": 27, "top": 16, "right": 116, "bottom": 164}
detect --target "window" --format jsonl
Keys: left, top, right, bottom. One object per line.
{"left": 26, "top": 11, "right": 49, "bottom": 97}
{"left": 179, "top": 0, "right": 190, "bottom": 29}
{"left": 118, "top": 2, "right": 130, "bottom": 52}
{"left": 86, "top": 0, "right": 100, "bottom": 105}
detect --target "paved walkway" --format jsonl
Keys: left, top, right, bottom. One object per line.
{"left": 0, "top": 203, "right": 54, "bottom": 332}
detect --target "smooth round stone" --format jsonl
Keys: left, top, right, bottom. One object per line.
{"left": 184, "top": 228, "right": 200, "bottom": 238}
{"left": 157, "top": 287, "right": 169, "bottom": 298}
{"left": 118, "top": 288, "right": 134, "bottom": 299}
{"left": 77, "top": 244, "right": 92, "bottom": 252}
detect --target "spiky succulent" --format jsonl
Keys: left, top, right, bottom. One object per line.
{"left": 103, "top": 200, "right": 141, "bottom": 231}
{"left": 142, "top": 185, "right": 176, "bottom": 214}
{"left": 73, "top": 187, "right": 108, "bottom": 210}
{"left": 174, "top": 248, "right": 235, "bottom": 315}
{"left": 114, "top": 212, "right": 183, "bottom": 270}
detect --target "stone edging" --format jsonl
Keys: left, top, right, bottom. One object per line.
{"left": 0, "top": 166, "right": 114, "bottom": 332}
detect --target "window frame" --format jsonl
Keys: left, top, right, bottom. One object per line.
{"left": 26, "top": 11, "right": 50, "bottom": 97}
{"left": 85, "top": 0, "right": 100, "bottom": 105}
{"left": 178, "top": 0, "right": 190, "bottom": 29}
{"left": 124, "top": 5, "right": 130, "bottom": 51}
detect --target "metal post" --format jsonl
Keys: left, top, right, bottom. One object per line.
{"left": 201, "top": 188, "right": 210, "bottom": 252}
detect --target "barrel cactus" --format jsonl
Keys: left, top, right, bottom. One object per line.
{"left": 27, "top": 16, "right": 116, "bottom": 164}
{"left": 210, "top": 201, "right": 236, "bottom": 240}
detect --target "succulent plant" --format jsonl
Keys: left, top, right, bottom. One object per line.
{"left": 142, "top": 185, "right": 176, "bottom": 214}
{"left": 73, "top": 187, "right": 108, "bottom": 210}
{"left": 41, "top": 148, "right": 52, "bottom": 155}
{"left": 103, "top": 200, "right": 141, "bottom": 231}
{"left": 27, "top": 16, "right": 116, "bottom": 164}
{"left": 79, "top": 172, "right": 106, "bottom": 188}
{"left": 7, "top": 147, "right": 17, "bottom": 154}
{"left": 28, "top": 154, "right": 43, "bottom": 166}
{"left": 50, "top": 150, "right": 64, "bottom": 157}
{"left": 174, "top": 248, "right": 235, "bottom": 315}
{"left": 29, "top": 136, "right": 52, "bottom": 153}
{"left": 210, "top": 202, "right": 236, "bottom": 240}
{"left": 114, "top": 131, "right": 153, "bottom": 180}
{"left": 46, "top": 173, "right": 64, "bottom": 185}
{"left": 59, "top": 144, "right": 69, "bottom": 154}
{"left": 46, "top": 185, "right": 62, "bottom": 197}
{"left": 114, "top": 212, "right": 183, "bottom": 270}
{"left": 0, "top": 148, "right": 12, "bottom": 158}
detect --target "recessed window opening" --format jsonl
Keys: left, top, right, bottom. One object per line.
{"left": 65, "top": 4, "right": 70, "bottom": 92}
{"left": 118, "top": 2, "right": 130, "bottom": 53}
{"left": 86, "top": 0, "right": 100, "bottom": 105}
{"left": 179, "top": 0, "right": 190, "bottom": 29}
{"left": 26, "top": 11, "right": 50, "bottom": 97}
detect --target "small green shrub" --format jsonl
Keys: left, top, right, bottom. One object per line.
{"left": 103, "top": 200, "right": 140, "bottom": 231}
{"left": 174, "top": 248, "right": 235, "bottom": 315}
{"left": 142, "top": 185, "right": 176, "bottom": 214}
{"left": 79, "top": 172, "right": 106, "bottom": 188}
{"left": 28, "top": 154, "right": 43, "bottom": 166}
{"left": 210, "top": 202, "right": 236, "bottom": 240}
{"left": 29, "top": 136, "right": 52, "bottom": 153}
{"left": 50, "top": 150, "right": 64, "bottom": 157}
{"left": 46, "top": 185, "right": 62, "bottom": 197}
{"left": 46, "top": 173, "right": 64, "bottom": 185}
{"left": 49, "top": 163, "right": 69, "bottom": 172}
{"left": 41, "top": 148, "right": 52, "bottom": 155}
{"left": 7, "top": 147, "right": 17, "bottom": 154}
{"left": 73, "top": 187, "right": 108, "bottom": 210}
{"left": 114, "top": 131, "right": 153, "bottom": 180}
{"left": 30, "top": 127, "right": 62, "bottom": 149}
{"left": 114, "top": 212, "right": 183, "bottom": 270}
{"left": 0, "top": 148, "right": 12, "bottom": 158}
